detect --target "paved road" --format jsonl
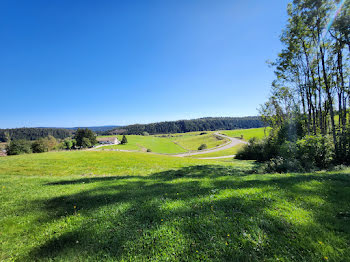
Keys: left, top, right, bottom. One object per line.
{"left": 174, "top": 133, "right": 247, "bottom": 157}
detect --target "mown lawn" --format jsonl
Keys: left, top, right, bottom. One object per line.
{"left": 1, "top": 151, "right": 349, "bottom": 261}
{"left": 220, "top": 127, "right": 271, "bottom": 141}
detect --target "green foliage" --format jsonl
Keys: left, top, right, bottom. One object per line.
{"left": 0, "top": 128, "right": 71, "bottom": 142}
{"left": 198, "top": 144, "right": 207, "bottom": 150}
{"left": 121, "top": 135, "right": 128, "bottom": 144}
{"left": 142, "top": 132, "right": 149, "bottom": 136}
{"left": 63, "top": 139, "right": 73, "bottom": 150}
{"left": 146, "top": 148, "right": 152, "bottom": 152}
{"left": 30, "top": 136, "right": 58, "bottom": 154}
{"left": 5, "top": 140, "right": 32, "bottom": 155}
{"left": 236, "top": 137, "right": 279, "bottom": 162}
{"left": 296, "top": 135, "right": 334, "bottom": 169}
{"left": 81, "top": 137, "right": 92, "bottom": 148}
{"left": 74, "top": 129, "right": 97, "bottom": 148}
{"left": 31, "top": 139, "right": 49, "bottom": 153}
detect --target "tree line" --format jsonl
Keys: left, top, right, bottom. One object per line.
{"left": 5, "top": 128, "right": 98, "bottom": 155}
{"left": 104, "top": 117, "right": 265, "bottom": 135}
{"left": 237, "top": 0, "right": 349, "bottom": 171}
{"left": 0, "top": 128, "right": 72, "bottom": 142}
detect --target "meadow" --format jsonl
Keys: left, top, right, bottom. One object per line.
{"left": 219, "top": 127, "right": 270, "bottom": 141}
{"left": 1, "top": 151, "right": 350, "bottom": 261}
{"left": 97, "top": 132, "right": 227, "bottom": 154}
{"left": 97, "top": 135, "right": 187, "bottom": 154}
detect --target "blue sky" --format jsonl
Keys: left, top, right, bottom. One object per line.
{"left": 0, "top": 0, "right": 290, "bottom": 128}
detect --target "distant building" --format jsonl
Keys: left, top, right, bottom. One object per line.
{"left": 97, "top": 137, "right": 120, "bottom": 145}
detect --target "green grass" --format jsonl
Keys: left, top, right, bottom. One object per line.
{"left": 171, "top": 133, "right": 227, "bottom": 151}
{"left": 97, "top": 132, "right": 227, "bottom": 154}
{"left": 1, "top": 151, "right": 350, "bottom": 261}
{"left": 97, "top": 135, "right": 187, "bottom": 154}
{"left": 220, "top": 127, "right": 271, "bottom": 141}
{"left": 190, "top": 144, "right": 245, "bottom": 158}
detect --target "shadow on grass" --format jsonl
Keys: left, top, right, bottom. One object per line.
{"left": 25, "top": 165, "right": 350, "bottom": 261}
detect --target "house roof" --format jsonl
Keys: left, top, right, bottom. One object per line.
{"left": 97, "top": 137, "right": 118, "bottom": 142}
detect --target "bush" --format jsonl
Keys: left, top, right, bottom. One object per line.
{"left": 31, "top": 139, "right": 49, "bottom": 153}
{"left": 147, "top": 149, "right": 152, "bottom": 152}
{"left": 64, "top": 139, "right": 73, "bottom": 150}
{"left": 198, "top": 144, "right": 207, "bottom": 150}
{"left": 142, "top": 132, "right": 149, "bottom": 136}
{"left": 6, "top": 140, "right": 32, "bottom": 155}
{"left": 121, "top": 135, "right": 128, "bottom": 145}
{"left": 296, "top": 135, "right": 333, "bottom": 169}
{"left": 235, "top": 137, "right": 278, "bottom": 162}
{"left": 263, "top": 157, "right": 303, "bottom": 173}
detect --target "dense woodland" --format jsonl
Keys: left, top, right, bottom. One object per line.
{"left": 238, "top": 0, "right": 350, "bottom": 170}
{"left": 106, "top": 117, "right": 265, "bottom": 135}
{"left": 0, "top": 128, "right": 72, "bottom": 142}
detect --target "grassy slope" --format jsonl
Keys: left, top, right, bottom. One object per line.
{"left": 220, "top": 127, "right": 271, "bottom": 141}
{"left": 190, "top": 128, "right": 270, "bottom": 158}
{"left": 1, "top": 151, "right": 350, "bottom": 261}
{"left": 97, "top": 135, "right": 187, "bottom": 154}
{"left": 97, "top": 132, "right": 226, "bottom": 154}
{"left": 190, "top": 143, "right": 245, "bottom": 158}
{"left": 171, "top": 133, "right": 227, "bottom": 151}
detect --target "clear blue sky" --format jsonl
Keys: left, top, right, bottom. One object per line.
{"left": 0, "top": 0, "right": 290, "bottom": 128}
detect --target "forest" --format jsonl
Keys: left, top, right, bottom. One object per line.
{"left": 237, "top": 0, "right": 350, "bottom": 170}
{"left": 0, "top": 128, "right": 72, "bottom": 142}
{"left": 105, "top": 116, "right": 265, "bottom": 135}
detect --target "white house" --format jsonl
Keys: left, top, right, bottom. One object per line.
{"left": 97, "top": 137, "right": 120, "bottom": 145}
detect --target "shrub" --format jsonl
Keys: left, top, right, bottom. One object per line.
{"left": 198, "top": 144, "right": 207, "bottom": 150}
{"left": 296, "top": 135, "right": 333, "bottom": 169}
{"left": 46, "top": 135, "right": 58, "bottom": 150}
{"left": 6, "top": 140, "right": 32, "bottom": 155}
{"left": 121, "top": 135, "right": 128, "bottom": 144}
{"left": 199, "top": 132, "right": 207, "bottom": 135}
{"left": 64, "top": 139, "right": 73, "bottom": 150}
{"left": 31, "top": 138, "right": 49, "bottom": 153}
{"left": 147, "top": 149, "right": 152, "bottom": 152}
{"left": 235, "top": 137, "right": 278, "bottom": 162}
{"left": 263, "top": 157, "right": 303, "bottom": 173}
{"left": 142, "top": 132, "right": 150, "bottom": 136}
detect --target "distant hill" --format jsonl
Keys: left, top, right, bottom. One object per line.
{"left": 105, "top": 116, "right": 265, "bottom": 135}
{"left": 64, "top": 126, "right": 120, "bottom": 132}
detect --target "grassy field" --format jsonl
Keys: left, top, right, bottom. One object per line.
{"left": 1, "top": 151, "right": 350, "bottom": 261}
{"left": 219, "top": 127, "right": 270, "bottom": 141}
{"left": 190, "top": 144, "right": 245, "bottom": 158}
{"left": 171, "top": 132, "right": 227, "bottom": 151}
{"left": 97, "top": 135, "right": 187, "bottom": 154}
{"left": 97, "top": 132, "right": 227, "bottom": 154}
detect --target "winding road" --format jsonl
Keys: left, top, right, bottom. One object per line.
{"left": 174, "top": 132, "right": 247, "bottom": 158}
{"left": 94, "top": 132, "right": 247, "bottom": 159}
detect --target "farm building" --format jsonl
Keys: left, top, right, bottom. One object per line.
{"left": 97, "top": 137, "right": 120, "bottom": 145}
